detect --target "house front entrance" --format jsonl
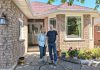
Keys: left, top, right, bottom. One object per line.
{"left": 28, "top": 19, "right": 44, "bottom": 52}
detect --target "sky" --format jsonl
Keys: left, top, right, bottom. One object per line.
{"left": 30, "top": 0, "right": 100, "bottom": 11}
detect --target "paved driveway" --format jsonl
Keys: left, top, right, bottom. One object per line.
{"left": 15, "top": 53, "right": 100, "bottom": 70}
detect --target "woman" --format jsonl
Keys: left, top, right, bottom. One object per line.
{"left": 37, "top": 29, "right": 46, "bottom": 62}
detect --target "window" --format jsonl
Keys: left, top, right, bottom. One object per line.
{"left": 97, "top": 26, "right": 100, "bottom": 32}
{"left": 28, "top": 24, "right": 30, "bottom": 33}
{"left": 49, "top": 18, "right": 56, "bottom": 29}
{"left": 66, "top": 16, "right": 82, "bottom": 38}
{"left": 19, "top": 18, "right": 24, "bottom": 40}
{"left": 32, "top": 24, "right": 38, "bottom": 34}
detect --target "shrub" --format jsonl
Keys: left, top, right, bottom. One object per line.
{"left": 63, "top": 47, "right": 100, "bottom": 60}
{"left": 78, "top": 48, "right": 100, "bottom": 59}
{"left": 91, "top": 48, "right": 100, "bottom": 59}
{"left": 67, "top": 48, "right": 79, "bottom": 58}
{"left": 78, "top": 49, "right": 93, "bottom": 59}
{"left": 78, "top": 49, "right": 85, "bottom": 59}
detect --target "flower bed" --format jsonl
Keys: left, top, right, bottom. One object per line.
{"left": 61, "top": 47, "right": 100, "bottom": 66}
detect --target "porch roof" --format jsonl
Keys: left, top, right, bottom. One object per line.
{"left": 13, "top": 0, "right": 33, "bottom": 19}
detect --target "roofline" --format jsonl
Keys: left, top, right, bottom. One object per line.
{"left": 31, "top": 9, "right": 100, "bottom": 18}
{"left": 25, "top": 0, "right": 34, "bottom": 19}
{"left": 57, "top": 9, "right": 99, "bottom": 13}
{"left": 32, "top": 9, "right": 99, "bottom": 15}
{"left": 13, "top": 0, "right": 33, "bottom": 19}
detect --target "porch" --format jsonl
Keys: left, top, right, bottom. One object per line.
{"left": 27, "top": 19, "right": 48, "bottom": 52}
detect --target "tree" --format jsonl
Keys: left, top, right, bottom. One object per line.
{"left": 48, "top": 0, "right": 100, "bottom": 10}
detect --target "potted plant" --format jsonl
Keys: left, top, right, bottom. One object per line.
{"left": 68, "top": 47, "right": 79, "bottom": 59}
{"left": 18, "top": 57, "right": 25, "bottom": 65}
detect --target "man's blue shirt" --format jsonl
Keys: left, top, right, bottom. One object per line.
{"left": 47, "top": 30, "right": 58, "bottom": 43}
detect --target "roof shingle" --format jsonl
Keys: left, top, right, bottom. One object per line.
{"left": 31, "top": 2, "right": 93, "bottom": 16}
{"left": 31, "top": 2, "right": 56, "bottom": 15}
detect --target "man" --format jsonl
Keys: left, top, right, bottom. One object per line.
{"left": 47, "top": 25, "right": 58, "bottom": 66}
{"left": 37, "top": 28, "right": 46, "bottom": 62}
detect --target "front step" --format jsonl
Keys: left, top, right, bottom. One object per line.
{"left": 28, "top": 46, "right": 39, "bottom": 52}
{"left": 28, "top": 46, "right": 48, "bottom": 52}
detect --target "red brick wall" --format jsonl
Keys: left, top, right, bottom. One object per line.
{"left": 94, "top": 26, "right": 100, "bottom": 45}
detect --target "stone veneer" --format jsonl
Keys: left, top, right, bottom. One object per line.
{"left": 56, "top": 14, "right": 91, "bottom": 51}
{"left": 0, "top": 0, "right": 27, "bottom": 69}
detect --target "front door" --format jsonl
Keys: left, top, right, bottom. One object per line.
{"left": 28, "top": 22, "right": 43, "bottom": 52}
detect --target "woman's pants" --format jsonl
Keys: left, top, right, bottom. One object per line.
{"left": 39, "top": 45, "right": 46, "bottom": 59}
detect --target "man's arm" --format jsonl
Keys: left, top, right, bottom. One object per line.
{"left": 45, "top": 32, "right": 48, "bottom": 47}
{"left": 56, "top": 31, "right": 58, "bottom": 47}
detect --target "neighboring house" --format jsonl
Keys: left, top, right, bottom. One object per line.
{"left": 0, "top": 0, "right": 100, "bottom": 70}
{"left": 94, "top": 18, "right": 100, "bottom": 46}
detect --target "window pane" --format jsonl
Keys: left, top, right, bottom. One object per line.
{"left": 28, "top": 24, "right": 30, "bottom": 33}
{"left": 97, "top": 26, "right": 100, "bottom": 31}
{"left": 50, "top": 18, "right": 56, "bottom": 28}
{"left": 66, "top": 16, "right": 81, "bottom": 38}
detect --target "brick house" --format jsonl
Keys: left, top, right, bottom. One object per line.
{"left": 0, "top": 0, "right": 100, "bottom": 70}
{"left": 0, "top": 0, "right": 32, "bottom": 70}
{"left": 94, "top": 18, "right": 100, "bottom": 46}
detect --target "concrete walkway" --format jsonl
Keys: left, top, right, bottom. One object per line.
{"left": 15, "top": 53, "right": 100, "bottom": 70}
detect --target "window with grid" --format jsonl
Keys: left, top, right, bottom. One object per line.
{"left": 66, "top": 16, "right": 82, "bottom": 38}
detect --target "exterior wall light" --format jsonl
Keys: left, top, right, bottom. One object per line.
{"left": 0, "top": 13, "right": 8, "bottom": 25}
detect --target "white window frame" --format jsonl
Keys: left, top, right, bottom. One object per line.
{"left": 19, "top": 18, "right": 24, "bottom": 40}
{"left": 65, "top": 15, "right": 83, "bottom": 40}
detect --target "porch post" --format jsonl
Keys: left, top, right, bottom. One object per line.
{"left": 89, "top": 16, "right": 94, "bottom": 48}
{"left": 44, "top": 17, "right": 48, "bottom": 33}
{"left": 56, "top": 14, "right": 62, "bottom": 57}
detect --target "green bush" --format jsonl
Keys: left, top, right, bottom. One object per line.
{"left": 63, "top": 48, "right": 100, "bottom": 60}
{"left": 78, "top": 49, "right": 86, "bottom": 59}
{"left": 91, "top": 48, "right": 100, "bottom": 59}
{"left": 84, "top": 50, "right": 92, "bottom": 59}
{"left": 78, "top": 48, "right": 100, "bottom": 59}
{"left": 67, "top": 49, "right": 79, "bottom": 57}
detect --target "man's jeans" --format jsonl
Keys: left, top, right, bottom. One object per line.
{"left": 48, "top": 43, "right": 57, "bottom": 63}
{"left": 39, "top": 45, "right": 46, "bottom": 59}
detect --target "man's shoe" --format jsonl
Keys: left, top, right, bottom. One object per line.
{"left": 49, "top": 60, "right": 53, "bottom": 64}
{"left": 53, "top": 64, "right": 57, "bottom": 68}
{"left": 54, "top": 61, "right": 57, "bottom": 65}
{"left": 39, "top": 59, "right": 43, "bottom": 62}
